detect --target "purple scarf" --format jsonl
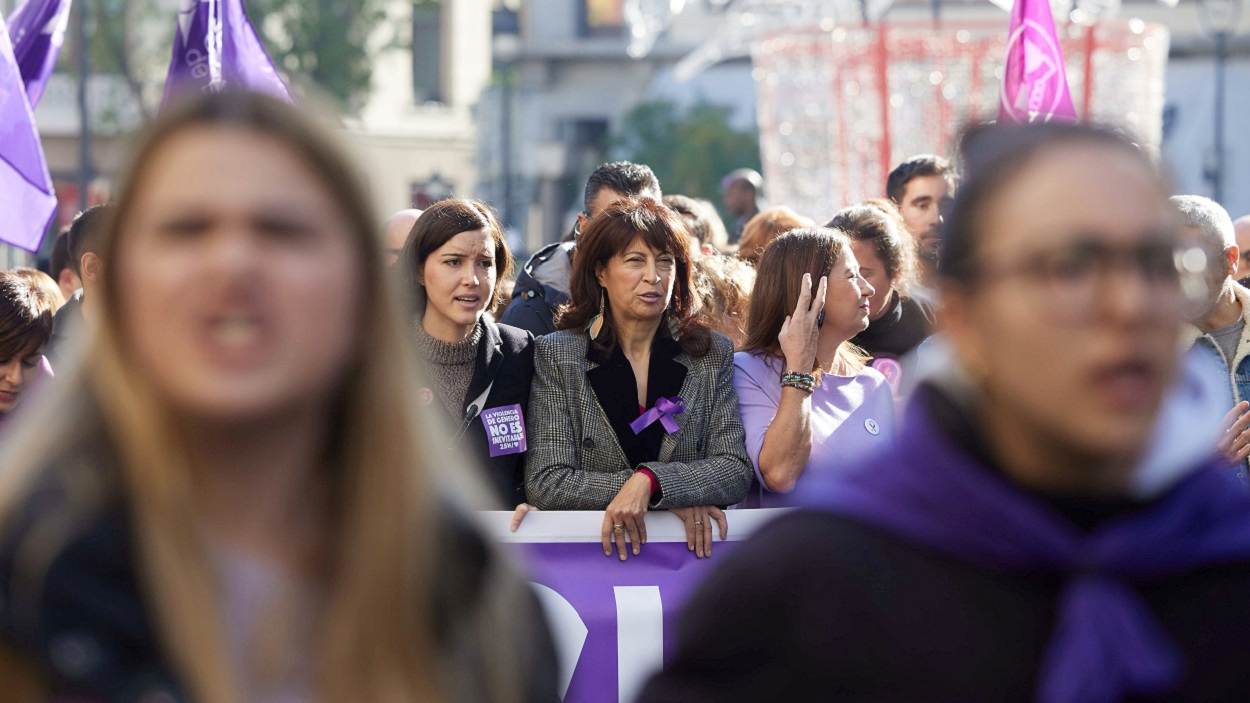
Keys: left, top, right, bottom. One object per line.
{"left": 801, "top": 393, "right": 1250, "bottom": 703}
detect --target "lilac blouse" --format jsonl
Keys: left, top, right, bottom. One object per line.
{"left": 733, "top": 351, "right": 896, "bottom": 507}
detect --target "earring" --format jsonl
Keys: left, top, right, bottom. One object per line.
{"left": 588, "top": 289, "right": 606, "bottom": 340}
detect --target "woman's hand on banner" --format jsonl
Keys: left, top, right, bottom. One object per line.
{"left": 509, "top": 503, "right": 538, "bottom": 532}
{"left": 602, "top": 474, "right": 652, "bottom": 561}
{"left": 670, "top": 506, "right": 728, "bottom": 559}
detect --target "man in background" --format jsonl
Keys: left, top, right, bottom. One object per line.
{"left": 1173, "top": 195, "right": 1250, "bottom": 475}
{"left": 1234, "top": 214, "right": 1250, "bottom": 286}
{"left": 47, "top": 205, "right": 109, "bottom": 365}
{"left": 503, "top": 161, "right": 661, "bottom": 336}
{"left": 720, "top": 168, "right": 763, "bottom": 244}
{"left": 48, "top": 230, "right": 81, "bottom": 302}
{"left": 382, "top": 208, "right": 423, "bottom": 267}
{"left": 886, "top": 155, "right": 957, "bottom": 287}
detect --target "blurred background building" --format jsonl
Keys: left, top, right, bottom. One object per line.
{"left": 478, "top": 0, "right": 1250, "bottom": 256}
{"left": 2, "top": 0, "right": 1248, "bottom": 264}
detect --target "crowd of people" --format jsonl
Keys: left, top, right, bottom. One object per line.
{"left": 2, "top": 88, "right": 1250, "bottom": 700}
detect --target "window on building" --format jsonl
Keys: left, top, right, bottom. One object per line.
{"left": 581, "top": 0, "right": 625, "bottom": 36}
{"left": 412, "top": 1, "right": 442, "bottom": 103}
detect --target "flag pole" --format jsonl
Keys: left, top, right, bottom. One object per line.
{"left": 74, "top": 0, "right": 91, "bottom": 211}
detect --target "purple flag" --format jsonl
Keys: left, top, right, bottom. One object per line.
{"left": 0, "top": 12, "right": 57, "bottom": 252}
{"left": 8, "top": 0, "right": 71, "bottom": 106}
{"left": 998, "top": 0, "right": 1078, "bottom": 124}
{"left": 162, "top": 0, "right": 290, "bottom": 105}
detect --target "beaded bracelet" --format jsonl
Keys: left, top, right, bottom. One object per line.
{"left": 780, "top": 371, "right": 816, "bottom": 394}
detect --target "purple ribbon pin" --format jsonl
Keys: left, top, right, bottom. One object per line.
{"left": 630, "top": 396, "right": 686, "bottom": 435}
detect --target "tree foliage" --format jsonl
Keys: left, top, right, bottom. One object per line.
{"left": 76, "top": 0, "right": 395, "bottom": 117}
{"left": 248, "top": 0, "right": 391, "bottom": 111}
{"left": 612, "top": 100, "right": 762, "bottom": 211}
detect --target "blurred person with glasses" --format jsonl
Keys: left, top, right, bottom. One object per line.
{"left": 641, "top": 122, "right": 1250, "bottom": 703}
{"left": 1174, "top": 195, "right": 1250, "bottom": 477}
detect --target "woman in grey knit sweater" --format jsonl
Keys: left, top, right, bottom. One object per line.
{"left": 399, "top": 199, "right": 536, "bottom": 508}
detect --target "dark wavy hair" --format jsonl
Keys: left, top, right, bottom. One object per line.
{"left": 398, "top": 198, "right": 514, "bottom": 315}
{"left": 557, "top": 198, "right": 711, "bottom": 357}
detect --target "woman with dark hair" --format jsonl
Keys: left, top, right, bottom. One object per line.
{"left": 643, "top": 122, "right": 1250, "bottom": 702}
{"left": 733, "top": 228, "right": 895, "bottom": 506}
{"left": 398, "top": 198, "right": 535, "bottom": 508}
{"left": 0, "top": 272, "right": 55, "bottom": 419}
{"left": 828, "top": 202, "right": 934, "bottom": 363}
{"left": 524, "top": 198, "right": 752, "bottom": 560}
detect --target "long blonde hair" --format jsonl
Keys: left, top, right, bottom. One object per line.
{"left": 0, "top": 92, "right": 465, "bottom": 701}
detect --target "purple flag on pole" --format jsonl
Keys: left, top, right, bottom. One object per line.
{"left": 162, "top": 0, "right": 290, "bottom": 105}
{"left": 998, "top": 0, "right": 1078, "bottom": 124}
{"left": 7, "top": 0, "right": 71, "bottom": 106}
{"left": 0, "top": 12, "right": 57, "bottom": 252}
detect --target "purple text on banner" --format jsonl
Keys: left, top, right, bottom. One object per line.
{"left": 492, "top": 510, "right": 787, "bottom": 702}
{"left": 482, "top": 404, "right": 528, "bottom": 458}
{"left": 520, "top": 541, "right": 738, "bottom": 703}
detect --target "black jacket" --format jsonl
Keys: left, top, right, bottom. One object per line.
{"left": 46, "top": 290, "right": 84, "bottom": 367}
{"left": 500, "top": 242, "right": 572, "bottom": 337}
{"left": 0, "top": 434, "right": 558, "bottom": 702}
{"left": 459, "top": 319, "right": 536, "bottom": 508}
{"left": 850, "top": 292, "right": 934, "bottom": 361}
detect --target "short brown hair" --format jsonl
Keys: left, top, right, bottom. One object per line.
{"left": 737, "top": 207, "right": 814, "bottom": 265}
{"left": 886, "top": 154, "right": 956, "bottom": 204}
{"left": 398, "top": 198, "right": 514, "bottom": 315}
{"left": 0, "top": 271, "right": 54, "bottom": 363}
{"left": 742, "top": 228, "right": 866, "bottom": 373}
{"left": 558, "top": 198, "right": 711, "bottom": 357}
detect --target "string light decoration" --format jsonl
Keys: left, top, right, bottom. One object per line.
{"left": 751, "top": 20, "right": 1167, "bottom": 218}
{"left": 625, "top": 1, "right": 1169, "bottom": 220}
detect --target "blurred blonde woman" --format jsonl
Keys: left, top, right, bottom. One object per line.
{"left": 0, "top": 92, "right": 555, "bottom": 702}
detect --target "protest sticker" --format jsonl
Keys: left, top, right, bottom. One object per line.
{"left": 482, "top": 403, "right": 527, "bottom": 457}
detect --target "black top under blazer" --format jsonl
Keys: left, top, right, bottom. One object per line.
{"left": 524, "top": 329, "right": 753, "bottom": 510}
{"left": 458, "top": 318, "right": 536, "bottom": 508}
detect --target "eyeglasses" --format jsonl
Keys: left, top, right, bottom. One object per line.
{"left": 966, "top": 237, "right": 1207, "bottom": 326}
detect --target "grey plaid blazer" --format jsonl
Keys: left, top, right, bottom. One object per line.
{"left": 524, "top": 329, "right": 753, "bottom": 510}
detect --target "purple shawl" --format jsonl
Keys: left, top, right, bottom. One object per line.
{"left": 801, "top": 393, "right": 1250, "bottom": 703}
